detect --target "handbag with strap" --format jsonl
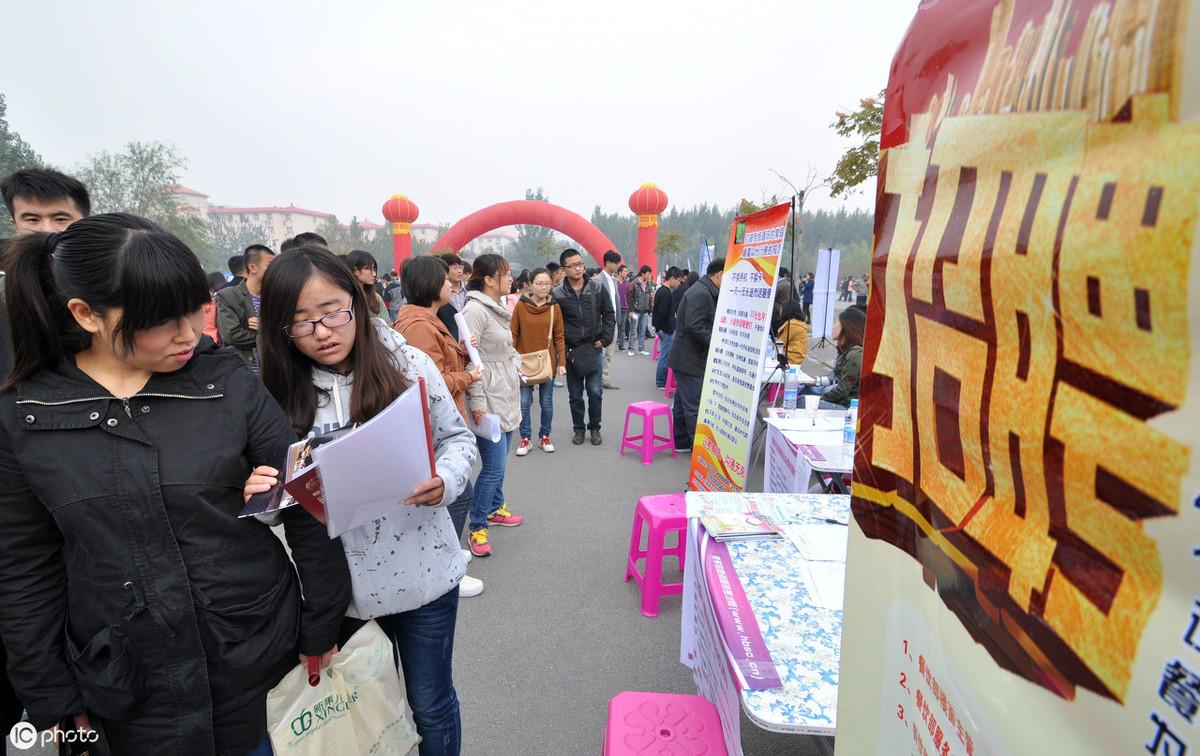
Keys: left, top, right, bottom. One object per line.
{"left": 519, "top": 303, "right": 555, "bottom": 385}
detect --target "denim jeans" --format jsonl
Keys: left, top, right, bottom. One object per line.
{"left": 469, "top": 430, "right": 512, "bottom": 532}
{"left": 339, "top": 588, "right": 462, "bottom": 756}
{"left": 655, "top": 332, "right": 674, "bottom": 387}
{"left": 634, "top": 312, "right": 651, "bottom": 351}
{"left": 671, "top": 369, "right": 704, "bottom": 450}
{"left": 566, "top": 351, "right": 603, "bottom": 430}
{"left": 617, "top": 309, "right": 630, "bottom": 349}
{"left": 519, "top": 382, "right": 554, "bottom": 439}
{"left": 447, "top": 479, "right": 472, "bottom": 540}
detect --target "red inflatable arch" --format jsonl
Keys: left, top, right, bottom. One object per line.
{"left": 432, "top": 200, "right": 620, "bottom": 265}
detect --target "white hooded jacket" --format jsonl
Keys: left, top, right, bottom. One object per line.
{"left": 310, "top": 319, "right": 476, "bottom": 618}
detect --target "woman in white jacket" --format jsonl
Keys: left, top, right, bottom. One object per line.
{"left": 461, "top": 254, "right": 524, "bottom": 558}
{"left": 251, "top": 245, "right": 476, "bottom": 756}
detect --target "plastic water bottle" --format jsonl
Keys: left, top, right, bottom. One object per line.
{"left": 843, "top": 399, "right": 859, "bottom": 464}
{"left": 782, "top": 367, "right": 799, "bottom": 410}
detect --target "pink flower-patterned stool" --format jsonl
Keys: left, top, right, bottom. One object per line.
{"left": 602, "top": 690, "right": 727, "bottom": 755}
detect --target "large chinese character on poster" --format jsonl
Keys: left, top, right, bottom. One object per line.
{"left": 835, "top": 1, "right": 1200, "bottom": 754}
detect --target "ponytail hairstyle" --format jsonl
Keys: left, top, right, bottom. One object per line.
{"left": 258, "top": 245, "right": 409, "bottom": 437}
{"left": 466, "top": 253, "right": 510, "bottom": 292}
{"left": 2, "top": 213, "right": 209, "bottom": 390}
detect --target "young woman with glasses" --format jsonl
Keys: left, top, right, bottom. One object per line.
{"left": 510, "top": 268, "right": 566, "bottom": 456}
{"left": 254, "top": 245, "right": 477, "bottom": 755}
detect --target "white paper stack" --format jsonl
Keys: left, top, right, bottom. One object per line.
{"left": 310, "top": 381, "right": 434, "bottom": 537}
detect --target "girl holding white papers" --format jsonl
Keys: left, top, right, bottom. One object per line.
{"left": 256, "top": 245, "right": 477, "bottom": 756}
{"left": 461, "top": 254, "right": 525, "bottom": 559}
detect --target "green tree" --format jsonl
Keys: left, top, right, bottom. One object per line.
{"left": 211, "top": 217, "right": 274, "bottom": 263}
{"left": 827, "top": 90, "right": 884, "bottom": 198}
{"left": 0, "top": 94, "right": 44, "bottom": 235}
{"left": 508, "top": 187, "right": 558, "bottom": 271}
{"left": 76, "top": 141, "right": 215, "bottom": 267}
{"left": 655, "top": 229, "right": 687, "bottom": 270}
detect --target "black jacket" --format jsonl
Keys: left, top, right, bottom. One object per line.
{"left": 0, "top": 345, "right": 350, "bottom": 755}
{"left": 652, "top": 284, "right": 676, "bottom": 334}
{"left": 669, "top": 276, "right": 721, "bottom": 376}
{"left": 552, "top": 277, "right": 616, "bottom": 348}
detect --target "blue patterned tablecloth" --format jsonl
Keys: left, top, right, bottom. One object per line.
{"left": 688, "top": 492, "right": 849, "bottom": 736}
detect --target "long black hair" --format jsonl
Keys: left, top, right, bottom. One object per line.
{"left": 2, "top": 213, "right": 209, "bottom": 389}
{"left": 259, "top": 246, "right": 409, "bottom": 437}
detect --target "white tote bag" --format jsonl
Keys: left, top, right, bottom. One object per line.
{"left": 267, "top": 621, "right": 419, "bottom": 756}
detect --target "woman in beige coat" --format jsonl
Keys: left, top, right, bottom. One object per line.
{"left": 461, "top": 254, "right": 524, "bottom": 557}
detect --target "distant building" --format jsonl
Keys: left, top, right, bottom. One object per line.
{"left": 168, "top": 186, "right": 513, "bottom": 256}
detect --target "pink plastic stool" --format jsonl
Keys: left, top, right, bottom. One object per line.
{"left": 603, "top": 691, "right": 727, "bottom": 755}
{"left": 651, "top": 334, "right": 661, "bottom": 359}
{"left": 619, "top": 401, "right": 676, "bottom": 466}
{"left": 624, "top": 493, "right": 686, "bottom": 617}
{"left": 664, "top": 368, "right": 676, "bottom": 399}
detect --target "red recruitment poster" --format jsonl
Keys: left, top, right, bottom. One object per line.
{"left": 688, "top": 202, "right": 790, "bottom": 492}
{"left": 835, "top": 2, "right": 1200, "bottom": 755}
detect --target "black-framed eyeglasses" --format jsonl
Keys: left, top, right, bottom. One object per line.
{"left": 284, "top": 309, "right": 354, "bottom": 338}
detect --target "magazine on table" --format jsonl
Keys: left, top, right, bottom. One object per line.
{"left": 239, "top": 378, "right": 436, "bottom": 537}
{"left": 699, "top": 512, "right": 784, "bottom": 542}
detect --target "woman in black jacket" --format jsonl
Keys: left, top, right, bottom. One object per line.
{"left": 0, "top": 214, "right": 350, "bottom": 755}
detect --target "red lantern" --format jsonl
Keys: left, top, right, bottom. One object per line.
{"left": 381, "top": 194, "right": 419, "bottom": 268}
{"left": 628, "top": 183, "right": 668, "bottom": 276}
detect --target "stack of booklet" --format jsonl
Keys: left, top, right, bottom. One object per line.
{"left": 699, "top": 512, "right": 783, "bottom": 542}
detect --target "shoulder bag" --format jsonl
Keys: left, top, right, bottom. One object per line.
{"left": 519, "top": 304, "right": 555, "bottom": 384}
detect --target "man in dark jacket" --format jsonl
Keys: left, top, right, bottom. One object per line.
{"left": 216, "top": 245, "right": 274, "bottom": 372}
{"left": 669, "top": 258, "right": 725, "bottom": 452}
{"left": 0, "top": 168, "right": 90, "bottom": 734}
{"left": 652, "top": 267, "right": 683, "bottom": 388}
{"left": 216, "top": 254, "right": 246, "bottom": 292}
{"left": 553, "top": 248, "right": 616, "bottom": 446}
{"left": 801, "top": 273, "right": 815, "bottom": 322}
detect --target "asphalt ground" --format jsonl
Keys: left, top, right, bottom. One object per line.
{"left": 453, "top": 340, "right": 839, "bottom": 756}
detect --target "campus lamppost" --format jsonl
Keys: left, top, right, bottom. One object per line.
{"left": 381, "top": 194, "right": 419, "bottom": 270}
{"left": 628, "top": 182, "right": 668, "bottom": 276}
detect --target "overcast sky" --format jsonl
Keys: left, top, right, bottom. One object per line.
{"left": 5, "top": 0, "right": 916, "bottom": 225}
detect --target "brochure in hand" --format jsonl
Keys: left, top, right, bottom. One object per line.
{"left": 699, "top": 512, "right": 783, "bottom": 542}
{"left": 238, "top": 378, "right": 436, "bottom": 538}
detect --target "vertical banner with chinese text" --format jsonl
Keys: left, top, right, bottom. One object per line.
{"left": 836, "top": 1, "right": 1200, "bottom": 755}
{"left": 688, "top": 203, "right": 789, "bottom": 491}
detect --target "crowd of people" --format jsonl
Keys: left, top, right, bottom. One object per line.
{"left": 0, "top": 166, "right": 867, "bottom": 756}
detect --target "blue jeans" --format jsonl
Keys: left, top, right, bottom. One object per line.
{"left": 447, "top": 479, "right": 472, "bottom": 539}
{"left": 340, "top": 588, "right": 462, "bottom": 756}
{"left": 469, "top": 430, "right": 512, "bottom": 531}
{"left": 248, "top": 733, "right": 273, "bottom": 755}
{"left": 634, "top": 312, "right": 651, "bottom": 351}
{"left": 655, "top": 332, "right": 673, "bottom": 387}
{"left": 519, "top": 382, "right": 554, "bottom": 439}
{"left": 617, "top": 309, "right": 630, "bottom": 349}
{"left": 566, "top": 352, "right": 603, "bottom": 430}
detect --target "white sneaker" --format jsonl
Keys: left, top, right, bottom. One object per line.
{"left": 639, "top": 350, "right": 651, "bottom": 356}
{"left": 459, "top": 575, "right": 484, "bottom": 597}
{"left": 627, "top": 350, "right": 635, "bottom": 356}
{"left": 515, "top": 438, "right": 532, "bottom": 456}
{"left": 461, "top": 548, "right": 473, "bottom": 564}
